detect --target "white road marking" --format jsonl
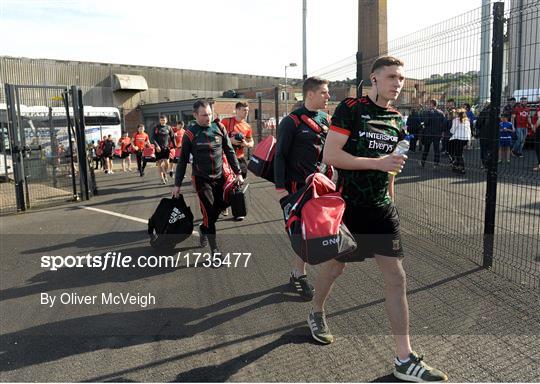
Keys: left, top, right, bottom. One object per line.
{"left": 81, "top": 206, "right": 199, "bottom": 236}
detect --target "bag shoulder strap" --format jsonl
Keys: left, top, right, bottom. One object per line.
{"left": 289, "top": 110, "right": 327, "bottom": 134}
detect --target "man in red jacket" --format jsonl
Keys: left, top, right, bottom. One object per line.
{"left": 512, "top": 97, "right": 532, "bottom": 158}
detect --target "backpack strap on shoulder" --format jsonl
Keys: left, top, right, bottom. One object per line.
{"left": 289, "top": 113, "right": 301, "bottom": 127}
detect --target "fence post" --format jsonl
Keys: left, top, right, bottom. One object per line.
{"left": 62, "top": 89, "right": 78, "bottom": 201}
{"left": 483, "top": 1, "right": 505, "bottom": 269}
{"left": 72, "top": 86, "right": 89, "bottom": 201}
{"left": 5, "top": 84, "right": 26, "bottom": 211}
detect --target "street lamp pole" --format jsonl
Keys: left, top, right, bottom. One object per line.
{"left": 284, "top": 62, "right": 297, "bottom": 114}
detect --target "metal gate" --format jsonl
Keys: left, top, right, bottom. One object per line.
{"left": 1, "top": 84, "right": 94, "bottom": 214}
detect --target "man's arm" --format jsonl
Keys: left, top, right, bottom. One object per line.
{"left": 274, "top": 117, "right": 295, "bottom": 191}
{"left": 221, "top": 128, "right": 242, "bottom": 176}
{"left": 388, "top": 174, "right": 395, "bottom": 201}
{"left": 174, "top": 133, "right": 192, "bottom": 188}
{"left": 244, "top": 128, "right": 254, "bottom": 148}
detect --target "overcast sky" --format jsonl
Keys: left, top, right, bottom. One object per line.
{"left": 0, "top": 0, "right": 491, "bottom": 78}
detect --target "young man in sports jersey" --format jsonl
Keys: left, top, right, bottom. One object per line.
{"left": 172, "top": 100, "right": 243, "bottom": 256}
{"left": 167, "top": 121, "right": 185, "bottom": 178}
{"left": 132, "top": 124, "right": 150, "bottom": 177}
{"left": 511, "top": 97, "right": 532, "bottom": 158}
{"left": 151, "top": 115, "right": 175, "bottom": 184}
{"left": 221, "top": 102, "right": 253, "bottom": 220}
{"left": 310, "top": 56, "right": 447, "bottom": 382}
{"left": 118, "top": 132, "right": 132, "bottom": 172}
{"left": 274, "top": 76, "right": 331, "bottom": 300}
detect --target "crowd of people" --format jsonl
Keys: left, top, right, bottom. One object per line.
{"left": 406, "top": 95, "right": 540, "bottom": 173}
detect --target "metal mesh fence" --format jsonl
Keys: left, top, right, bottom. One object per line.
{"left": 1, "top": 85, "right": 91, "bottom": 214}
{"left": 312, "top": 1, "right": 539, "bottom": 287}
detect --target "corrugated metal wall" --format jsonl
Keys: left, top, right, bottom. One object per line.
{"left": 0, "top": 56, "right": 286, "bottom": 107}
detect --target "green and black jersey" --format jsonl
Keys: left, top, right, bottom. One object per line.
{"left": 175, "top": 122, "right": 241, "bottom": 185}
{"left": 330, "top": 96, "right": 405, "bottom": 207}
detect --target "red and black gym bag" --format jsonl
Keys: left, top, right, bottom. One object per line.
{"left": 247, "top": 135, "right": 276, "bottom": 182}
{"left": 281, "top": 172, "right": 356, "bottom": 265}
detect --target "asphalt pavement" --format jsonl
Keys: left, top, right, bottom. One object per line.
{"left": 0, "top": 163, "right": 538, "bottom": 382}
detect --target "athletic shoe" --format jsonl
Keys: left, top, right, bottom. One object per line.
{"left": 234, "top": 216, "right": 245, "bottom": 221}
{"left": 199, "top": 226, "right": 208, "bottom": 248}
{"left": 394, "top": 352, "right": 448, "bottom": 382}
{"left": 222, "top": 208, "right": 229, "bottom": 216}
{"left": 307, "top": 310, "right": 334, "bottom": 344}
{"left": 518, "top": 153, "right": 524, "bottom": 158}
{"left": 511, "top": 150, "right": 518, "bottom": 158}
{"left": 290, "top": 273, "right": 314, "bottom": 300}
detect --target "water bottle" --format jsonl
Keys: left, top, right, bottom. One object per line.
{"left": 389, "top": 137, "right": 410, "bottom": 176}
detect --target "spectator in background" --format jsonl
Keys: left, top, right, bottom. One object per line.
{"left": 89, "top": 140, "right": 99, "bottom": 170}
{"left": 511, "top": 97, "right": 532, "bottom": 158}
{"left": 533, "top": 103, "right": 540, "bottom": 171}
{"left": 406, "top": 107, "right": 422, "bottom": 152}
{"left": 476, "top": 101, "right": 491, "bottom": 168}
{"left": 463, "top": 103, "right": 476, "bottom": 149}
{"left": 420, "top": 99, "right": 446, "bottom": 167}
{"left": 449, "top": 108, "right": 471, "bottom": 174}
{"left": 442, "top": 99, "right": 456, "bottom": 155}
{"left": 502, "top": 97, "right": 516, "bottom": 116}
{"left": 499, "top": 114, "right": 514, "bottom": 164}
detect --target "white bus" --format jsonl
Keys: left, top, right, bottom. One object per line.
{"left": 23, "top": 105, "right": 122, "bottom": 147}
{"left": 0, "top": 105, "right": 122, "bottom": 177}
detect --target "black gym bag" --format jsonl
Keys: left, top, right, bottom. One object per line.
{"left": 148, "top": 195, "right": 194, "bottom": 250}
{"left": 230, "top": 183, "right": 249, "bottom": 218}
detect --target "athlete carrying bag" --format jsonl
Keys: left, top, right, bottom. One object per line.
{"left": 148, "top": 195, "right": 194, "bottom": 250}
{"left": 280, "top": 172, "right": 356, "bottom": 265}
{"left": 247, "top": 135, "right": 276, "bottom": 182}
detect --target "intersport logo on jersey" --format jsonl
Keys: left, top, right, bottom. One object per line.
{"left": 359, "top": 131, "right": 397, "bottom": 153}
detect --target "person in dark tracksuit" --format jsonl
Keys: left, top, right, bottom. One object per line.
{"left": 274, "top": 76, "right": 331, "bottom": 300}
{"left": 151, "top": 116, "right": 175, "bottom": 184}
{"left": 172, "top": 100, "right": 243, "bottom": 256}
{"left": 420, "top": 99, "right": 446, "bottom": 167}
{"left": 406, "top": 108, "right": 422, "bottom": 152}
